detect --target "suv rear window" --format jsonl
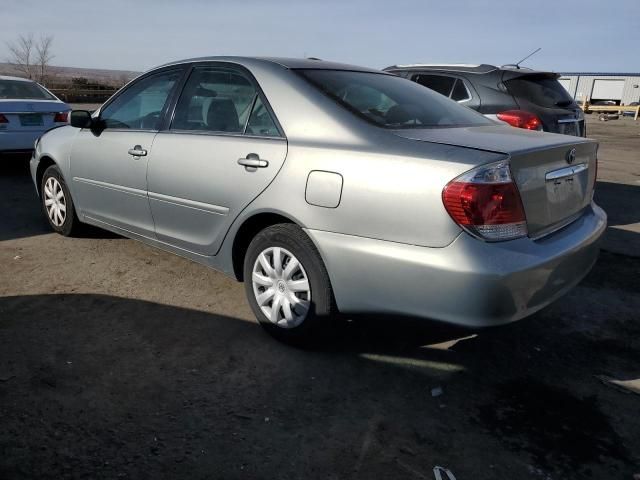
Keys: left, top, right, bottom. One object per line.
{"left": 298, "top": 69, "right": 491, "bottom": 129}
{"left": 505, "top": 75, "right": 574, "bottom": 108}
{"left": 0, "top": 79, "right": 55, "bottom": 100}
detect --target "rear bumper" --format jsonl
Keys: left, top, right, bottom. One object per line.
{"left": 0, "top": 130, "right": 42, "bottom": 152}
{"left": 306, "top": 202, "right": 606, "bottom": 327}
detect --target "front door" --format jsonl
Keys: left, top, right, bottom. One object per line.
{"left": 70, "top": 68, "right": 183, "bottom": 237}
{"left": 147, "top": 65, "right": 287, "bottom": 255}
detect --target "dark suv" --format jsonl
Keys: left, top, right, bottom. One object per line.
{"left": 383, "top": 64, "right": 585, "bottom": 136}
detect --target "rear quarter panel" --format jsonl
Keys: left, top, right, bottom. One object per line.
{"left": 229, "top": 134, "right": 506, "bottom": 249}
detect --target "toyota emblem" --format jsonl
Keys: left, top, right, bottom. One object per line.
{"left": 566, "top": 148, "right": 576, "bottom": 164}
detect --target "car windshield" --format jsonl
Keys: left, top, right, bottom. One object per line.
{"left": 0, "top": 79, "right": 56, "bottom": 100}
{"left": 505, "top": 75, "right": 575, "bottom": 108}
{"left": 297, "top": 69, "right": 492, "bottom": 129}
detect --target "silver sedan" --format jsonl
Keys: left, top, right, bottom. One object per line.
{"left": 30, "top": 57, "right": 606, "bottom": 343}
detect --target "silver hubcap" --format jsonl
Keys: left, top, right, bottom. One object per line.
{"left": 44, "top": 177, "right": 66, "bottom": 227}
{"left": 252, "top": 247, "right": 311, "bottom": 329}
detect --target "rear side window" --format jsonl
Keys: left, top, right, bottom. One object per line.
{"left": 451, "top": 79, "right": 471, "bottom": 102}
{"left": 414, "top": 74, "right": 456, "bottom": 97}
{"left": 0, "top": 79, "right": 55, "bottom": 100}
{"left": 505, "top": 75, "right": 574, "bottom": 108}
{"left": 172, "top": 68, "right": 255, "bottom": 133}
{"left": 171, "top": 67, "right": 280, "bottom": 136}
{"left": 246, "top": 97, "right": 279, "bottom": 137}
{"left": 414, "top": 74, "right": 471, "bottom": 102}
{"left": 299, "top": 69, "right": 491, "bottom": 129}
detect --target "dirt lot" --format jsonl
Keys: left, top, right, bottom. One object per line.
{"left": 1, "top": 116, "right": 639, "bottom": 479}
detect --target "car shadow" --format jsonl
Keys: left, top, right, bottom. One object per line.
{"left": 0, "top": 157, "right": 121, "bottom": 241}
{"left": 0, "top": 289, "right": 637, "bottom": 479}
{"left": 0, "top": 158, "right": 51, "bottom": 241}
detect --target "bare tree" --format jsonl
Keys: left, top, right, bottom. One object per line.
{"left": 35, "top": 35, "right": 55, "bottom": 85}
{"left": 6, "top": 34, "right": 55, "bottom": 84}
{"left": 6, "top": 33, "right": 35, "bottom": 79}
{"left": 117, "top": 73, "right": 130, "bottom": 88}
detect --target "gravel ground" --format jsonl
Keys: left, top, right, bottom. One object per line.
{"left": 1, "top": 116, "right": 639, "bottom": 479}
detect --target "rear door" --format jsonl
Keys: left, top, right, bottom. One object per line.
{"left": 70, "top": 68, "right": 184, "bottom": 236}
{"left": 147, "top": 64, "right": 287, "bottom": 255}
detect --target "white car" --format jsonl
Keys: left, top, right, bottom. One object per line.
{"left": 0, "top": 75, "right": 70, "bottom": 155}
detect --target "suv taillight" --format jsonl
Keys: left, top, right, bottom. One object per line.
{"left": 53, "top": 112, "right": 69, "bottom": 123}
{"left": 0, "top": 114, "right": 8, "bottom": 124}
{"left": 442, "top": 160, "right": 527, "bottom": 241}
{"left": 497, "top": 110, "right": 542, "bottom": 131}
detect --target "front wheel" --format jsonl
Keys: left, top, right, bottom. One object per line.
{"left": 243, "top": 223, "right": 336, "bottom": 345}
{"left": 41, "top": 165, "right": 81, "bottom": 236}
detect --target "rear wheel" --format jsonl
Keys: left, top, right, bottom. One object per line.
{"left": 243, "top": 223, "right": 336, "bottom": 344}
{"left": 41, "top": 165, "right": 81, "bottom": 236}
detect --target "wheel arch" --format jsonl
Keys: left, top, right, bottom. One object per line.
{"left": 35, "top": 156, "right": 57, "bottom": 197}
{"left": 231, "top": 211, "right": 298, "bottom": 281}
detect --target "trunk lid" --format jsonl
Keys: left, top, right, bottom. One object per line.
{"left": 393, "top": 125, "right": 597, "bottom": 238}
{"left": 0, "top": 100, "right": 69, "bottom": 132}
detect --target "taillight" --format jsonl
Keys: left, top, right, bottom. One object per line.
{"left": 53, "top": 112, "right": 69, "bottom": 123}
{"left": 497, "top": 110, "right": 542, "bottom": 131}
{"left": 0, "top": 114, "right": 8, "bottom": 124}
{"left": 442, "top": 160, "right": 527, "bottom": 241}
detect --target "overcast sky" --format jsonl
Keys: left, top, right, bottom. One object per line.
{"left": 1, "top": 0, "right": 638, "bottom": 73}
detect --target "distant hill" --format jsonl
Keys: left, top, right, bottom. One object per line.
{"left": 0, "top": 62, "right": 140, "bottom": 86}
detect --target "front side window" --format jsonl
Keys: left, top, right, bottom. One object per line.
{"left": 172, "top": 68, "right": 260, "bottom": 133}
{"left": 299, "top": 69, "right": 491, "bottom": 129}
{"left": 0, "top": 79, "right": 55, "bottom": 100}
{"left": 100, "top": 70, "right": 181, "bottom": 130}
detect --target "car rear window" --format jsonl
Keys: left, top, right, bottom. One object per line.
{"left": 0, "top": 79, "right": 56, "bottom": 100}
{"left": 505, "top": 75, "right": 574, "bottom": 108}
{"left": 297, "top": 69, "right": 492, "bottom": 129}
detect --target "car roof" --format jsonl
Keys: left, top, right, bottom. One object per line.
{"left": 384, "top": 63, "right": 557, "bottom": 77}
{"left": 0, "top": 75, "right": 34, "bottom": 82}
{"left": 153, "top": 56, "right": 384, "bottom": 74}
{"left": 384, "top": 64, "right": 498, "bottom": 74}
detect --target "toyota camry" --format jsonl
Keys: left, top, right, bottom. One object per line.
{"left": 30, "top": 57, "right": 606, "bottom": 343}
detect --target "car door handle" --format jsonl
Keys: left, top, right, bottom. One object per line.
{"left": 238, "top": 154, "right": 268, "bottom": 169}
{"left": 128, "top": 145, "right": 147, "bottom": 157}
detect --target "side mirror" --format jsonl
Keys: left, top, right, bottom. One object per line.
{"left": 70, "top": 110, "right": 93, "bottom": 129}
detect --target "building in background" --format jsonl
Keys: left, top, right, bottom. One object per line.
{"left": 559, "top": 73, "right": 640, "bottom": 105}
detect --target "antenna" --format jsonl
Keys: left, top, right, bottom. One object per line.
{"left": 514, "top": 47, "right": 541, "bottom": 68}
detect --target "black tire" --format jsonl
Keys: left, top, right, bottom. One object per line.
{"left": 243, "top": 223, "right": 337, "bottom": 345}
{"left": 40, "top": 165, "right": 81, "bottom": 236}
